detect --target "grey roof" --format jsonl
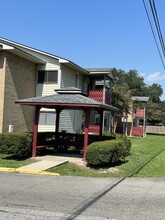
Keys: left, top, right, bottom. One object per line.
{"left": 0, "top": 37, "right": 88, "bottom": 74}
{"left": 56, "top": 87, "right": 81, "bottom": 91}
{"left": 132, "top": 96, "right": 149, "bottom": 102}
{"left": 55, "top": 87, "right": 88, "bottom": 96}
{"left": 85, "top": 68, "right": 114, "bottom": 80}
{"left": 16, "top": 93, "right": 119, "bottom": 112}
{"left": 85, "top": 68, "right": 113, "bottom": 72}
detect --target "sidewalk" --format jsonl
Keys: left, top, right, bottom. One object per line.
{"left": 20, "top": 156, "right": 68, "bottom": 171}
{"left": 0, "top": 154, "right": 85, "bottom": 175}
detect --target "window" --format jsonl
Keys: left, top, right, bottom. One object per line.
{"left": 39, "top": 112, "right": 56, "bottom": 125}
{"left": 94, "top": 113, "right": 100, "bottom": 125}
{"left": 37, "top": 70, "right": 58, "bottom": 83}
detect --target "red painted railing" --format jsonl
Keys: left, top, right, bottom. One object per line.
{"left": 88, "top": 90, "right": 111, "bottom": 104}
{"left": 88, "top": 125, "right": 100, "bottom": 133}
{"left": 135, "top": 109, "right": 144, "bottom": 118}
{"left": 89, "top": 90, "right": 103, "bottom": 102}
{"left": 131, "top": 127, "right": 144, "bottom": 136}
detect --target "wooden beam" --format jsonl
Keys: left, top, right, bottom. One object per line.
{"left": 32, "top": 106, "right": 41, "bottom": 157}
{"left": 55, "top": 107, "right": 63, "bottom": 146}
{"left": 99, "top": 110, "right": 103, "bottom": 140}
{"left": 83, "top": 108, "right": 90, "bottom": 160}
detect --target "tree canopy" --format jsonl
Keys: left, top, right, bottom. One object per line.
{"left": 111, "top": 68, "right": 165, "bottom": 125}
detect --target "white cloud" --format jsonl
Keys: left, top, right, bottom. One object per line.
{"left": 146, "top": 72, "right": 165, "bottom": 82}
{"left": 139, "top": 72, "right": 146, "bottom": 78}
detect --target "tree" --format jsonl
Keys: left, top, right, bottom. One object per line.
{"left": 160, "top": 101, "right": 165, "bottom": 125}
{"left": 125, "top": 70, "right": 147, "bottom": 96}
{"left": 148, "top": 83, "right": 163, "bottom": 103}
{"left": 111, "top": 69, "right": 132, "bottom": 133}
{"left": 111, "top": 69, "right": 131, "bottom": 113}
{"left": 147, "top": 101, "right": 162, "bottom": 124}
{"left": 111, "top": 68, "right": 164, "bottom": 126}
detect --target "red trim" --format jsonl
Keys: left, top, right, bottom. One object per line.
{"left": 15, "top": 95, "right": 118, "bottom": 158}
{"left": 99, "top": 111, "right": 103, "bottom": 140}
{"left": 88, "top": 125, "right": 100, "bottom": 133}
{"left": 83, "top": 108, "right": 90, "bottom": 160}
{"left": 131, "top": 127, "right": 144, "bottom": 136}
{"left": 32, "top": 106, "right": 41, "bottom": 157}
{"left": 89, "top": 90, "right": 103, "bottom": 102}
{"left": 55, "top": 107, "right": 63, "bottom": 146}
{"left": 135, "top": 108, "right": 145, "bottom": 118}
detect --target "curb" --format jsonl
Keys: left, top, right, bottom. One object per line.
{"left": 0, "top": 167, "right": 60, "bottom": 176}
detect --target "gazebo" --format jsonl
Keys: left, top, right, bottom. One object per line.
{"left": 15, "top": 87, "right": 119, "bottom": 159}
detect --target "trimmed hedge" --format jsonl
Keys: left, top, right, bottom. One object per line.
{"left": 37, "top": 131, "right": 116, "bottom": 145}
{"left": 86, "top": 136, "right": 131, "bottom": 166}
{"left": 0, "top": 132, "right": 33, "bottom": 159}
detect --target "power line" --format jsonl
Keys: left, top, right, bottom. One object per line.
{"left": 149, "top": 0, "right": 165, "bottom": 56}
{"left": 142, "top": 0, "right": 165, "bottom": 69}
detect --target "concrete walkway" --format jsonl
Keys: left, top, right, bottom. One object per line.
{"left": 0, "top": 154, "right": 85, "bottom": 175}
{"left": 19, "top": 154, "right": 84, "bottom": 171}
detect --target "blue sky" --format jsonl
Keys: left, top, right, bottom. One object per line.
{"left": 1, "top": 0, "right": 165, "bottom": 99}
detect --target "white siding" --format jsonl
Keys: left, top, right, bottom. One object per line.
{"left": 78, "top": 73, "right": 84, "bottom": 90}
{"left": 59, "top": 109, "right": 83, "bottom": 133}
{"left": 36, "top": 64, "right": 61, "bottom": 96}
{"left": 36, "top": 84, "right": 59, "bottom": 97}
{"left": 61, "top": 64, "right": 77, "bottom": 88}
{"left": 60, "top": 65, "right": 84, "bottom": 132}
{"left": 38, "top": 110, "right": 83, "bottom": 133}
{"left": 59, "top": 110, "right": 74, "bottom": 133}
{"left": 18, "top": 47, "right": 86, "bottom": 133}
{"left": 74, "top": 110, "right": 83, "bottom": 132}
{"left": 38, "top": 125, "right": 55, "bottom": 132}
{"left": 17, "top": 47, "right": 60, "bottom": 65}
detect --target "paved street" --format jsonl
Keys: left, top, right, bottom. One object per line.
{"left": 0, "top": 172, "right": 164, "bottom": 220}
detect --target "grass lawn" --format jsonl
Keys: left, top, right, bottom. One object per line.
{"left": 48, "top": 134, "right": 165, "bottom": 177}
{"left": 0, "top": 154, "right": 34, "bottom": 168}
{"left": 0, "top": 134, "right": 164, "bottom": 177}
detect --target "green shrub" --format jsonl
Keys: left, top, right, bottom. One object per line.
{"left": 86, "top": 137, "right": 131, "bottom": 166}
{"left": 0, "top": 132, "right": 33, "bottom": 159}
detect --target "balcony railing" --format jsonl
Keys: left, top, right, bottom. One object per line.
{"left": 88, "top": 125, "right": 100, "bottom": 133}
{"left": 131, "top": 127, "right": 144, "bottom": 136}
{"left": 135, "top": 109, "right": 144, "bottom": 118}
{"left": 88, "top": 90, "right": 111, "bottom": 104}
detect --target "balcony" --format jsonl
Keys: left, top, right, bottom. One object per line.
{"left": 131, "top": 127, "right": 144, "bottom": 136}
{"left": 88, "top": 90, "right": 111, "bottom": 104}
{"left": 135, "top": 109, "right": 144, "bottom": 118}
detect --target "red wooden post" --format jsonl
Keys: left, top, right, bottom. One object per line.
{"left": 55, "top": 107, "right": 63, "bottom": 146}
{"left": 32, "top": 106, "right": 41, "bottom": 157}
{"left": 83, "top": 108, "right": 90, "bottom": 160}
{"left": 99, "top": 110, "right": 103, "bottom": 140}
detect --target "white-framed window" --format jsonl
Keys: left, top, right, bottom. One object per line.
{"left": 39, "top": 112, "right": 56, "bottom": 125}
{"left": 94, "top": 113, "right": 100, "bottom": 125}
{"left": 37, "top": 70, "right": 58, "bottom": 84}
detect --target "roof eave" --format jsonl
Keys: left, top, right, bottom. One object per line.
{"left": 15, "top": 101, "right": 119, "bottom": 112}
{"left": 0, "top": 37, "right": 88, "bottom": 73}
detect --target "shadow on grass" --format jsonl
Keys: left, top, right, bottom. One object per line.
{"left": 86, "top": 160, "right": 129, "bottom": 170}
{"left": 2, "top": 155, "right": 29, "bottom": 161}
{"left": 147, "top": 132, "right": 165, "bottom": 136}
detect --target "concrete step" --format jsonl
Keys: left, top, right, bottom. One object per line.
{"left": 20, "top": 159, "right": 68, "bottom": 171}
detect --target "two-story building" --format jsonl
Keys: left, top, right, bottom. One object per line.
{"left": 0, "top": 37, "right": 117, "bottom": 134}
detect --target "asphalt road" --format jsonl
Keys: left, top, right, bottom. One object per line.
{"left": 0, "top": 172, "right": 164, "bottom": 220}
